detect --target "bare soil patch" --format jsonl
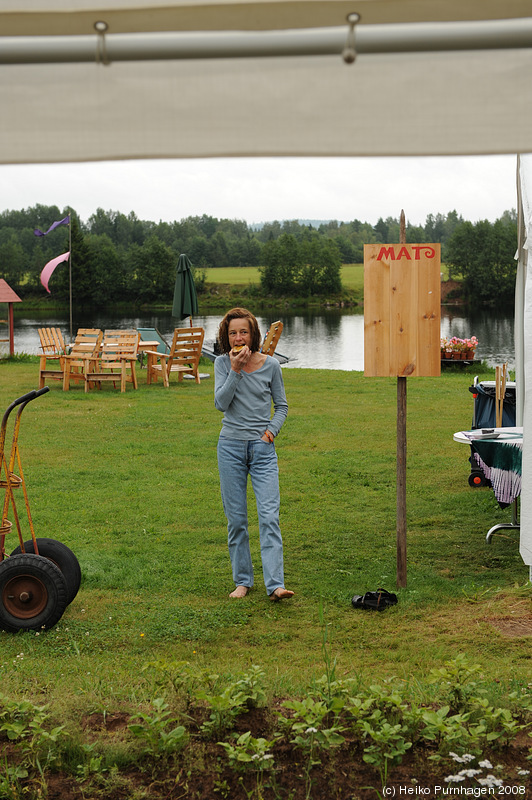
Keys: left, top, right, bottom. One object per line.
{"left": 488, "top": 614, "right": 532, "bottom": 637}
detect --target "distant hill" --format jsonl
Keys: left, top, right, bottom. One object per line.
{"left": 250, "top": 219, "right": 335, "bottom": 231}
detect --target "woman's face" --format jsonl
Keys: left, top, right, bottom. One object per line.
{"left": 228, "top": 317, "right": 252, "bottom": 349}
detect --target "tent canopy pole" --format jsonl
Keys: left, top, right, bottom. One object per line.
{"left": 1, "top": 17, "right": 532, "bottom": 64}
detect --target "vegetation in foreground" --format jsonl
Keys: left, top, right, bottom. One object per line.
{"left": 0, "top": 361, "right": 530, "bottom": 798}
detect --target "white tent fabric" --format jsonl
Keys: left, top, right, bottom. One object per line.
{"left": 1, "top": 0, "right": 532, "bottom": 574}
{"left": 3, "top": 1, "right": 532, "bottom": 35}
{"left": 1, "top": 1, "right": 532, "bottom": 163}
{"left": 517, "top": 155, "right": 532, "bottom": 575}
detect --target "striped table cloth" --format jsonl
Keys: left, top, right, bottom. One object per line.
{"left": 459, "top": 429, "right": 523, "bottom": 508}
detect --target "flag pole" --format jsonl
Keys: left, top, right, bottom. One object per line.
{"left": 68, "top": 211, "right": 72, "bottom": 342}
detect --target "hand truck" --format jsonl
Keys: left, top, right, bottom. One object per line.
{"left": 0, "top": 388, "right": 81, "bottom": 632}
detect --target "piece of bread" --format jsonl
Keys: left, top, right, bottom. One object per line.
{"left": 233, "top": 345, "right": 244, "bottom": 353}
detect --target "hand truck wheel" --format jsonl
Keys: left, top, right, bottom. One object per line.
{"left": 10, "top": 538, "right": 81, "bottom": 605}
{"left": 0, "top": 553, "right": 68, "bottom": 632}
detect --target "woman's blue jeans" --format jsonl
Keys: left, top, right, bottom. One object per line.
{"left": 217, "top": 436, "right": 285, "bottom": 596}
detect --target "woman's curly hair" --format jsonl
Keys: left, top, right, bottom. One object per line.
{"left": 217, "top": 307, "right": 262, "bottom": 354}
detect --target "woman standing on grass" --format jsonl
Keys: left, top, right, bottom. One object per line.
{"left": 214, "top": 307, "right": 294, "bottom": 601}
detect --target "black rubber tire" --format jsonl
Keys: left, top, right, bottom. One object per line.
{"left": 468, "top": 471, "right": 487, "bottom": 488}
{"left": 0, "top": 554, "right": 68, "bottom": 632}
{"left": 10, "top": 538, "right": 81, "bottom": 605}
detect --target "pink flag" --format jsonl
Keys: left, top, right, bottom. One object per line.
{"left": 40, "top": 251, "right": 70, "bottom": 293}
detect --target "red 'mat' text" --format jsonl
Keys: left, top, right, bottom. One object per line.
{"left": 377, "top": 246, "right": 436, "bottom": 260}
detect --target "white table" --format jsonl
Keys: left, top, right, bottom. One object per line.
{"left": 454, "top": 427, "right": 522, "bottom": 542}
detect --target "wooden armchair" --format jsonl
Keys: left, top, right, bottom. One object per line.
{"left": 85, "top": 330, "right": 139, "bottom": 393}
{"left": 38, "top": 327, "right": 67, "bottom": 389}
{"left": 62, "top": 329, "right": 103, "bottom": 391}
{"left": 261, "top": 320, "right": 283, "bottom": 356}
{"left": 146, "top": 327, "right": 205, "bottom": 387}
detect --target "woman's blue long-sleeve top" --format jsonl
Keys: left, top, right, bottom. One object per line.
{"left": 214, "top": 354, "right": 288, "bottom": 441}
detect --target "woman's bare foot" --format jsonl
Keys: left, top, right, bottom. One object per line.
{"left": 269, "top": 587, "right": 294, "bottom": 601}
{"left": 229, "top": 586, "right": 250, "bottom": 599}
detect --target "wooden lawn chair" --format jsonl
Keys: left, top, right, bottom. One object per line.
{"left": 261, "top": 320, "right": 283, "bottom": 356}
{"left": 62, "top": 329, "right": 103, "bottom": 392}
{"left": 38, "top": 327, "right": 67, "bottom": 389}
{"left": 146, "top": 326, "right": 204, "bottom": 388}
{"left": 86, "top": 330, "right": 139, "bottom": 393}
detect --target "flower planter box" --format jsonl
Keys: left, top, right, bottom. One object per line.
{"left": 441, "top": 337, "right": 478, "bottom": 362}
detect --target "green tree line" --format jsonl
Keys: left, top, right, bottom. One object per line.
{"left": 0, "top": 204, "right": 517, "bottom": 306}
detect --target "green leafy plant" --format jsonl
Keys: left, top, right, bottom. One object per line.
{"left": 358, "top": 710, "right": 412, "bottom": 787}
{"left": 420, "top": 705, "right": 476, "bottom": 759}
{"left": 427, "top": 653, "right": 485, "bottom": 711}
{"left": 280, "top": 697, "right": 345, "bottom": 799}
{"left": 128, "top": 697, "right": 188, "bottom": 759}
{"left": 196, "top": 667, "right": 266, "bottom": 738}
{"left": 0, "top": 693, "right": 68, "bottom": 776}
{"left": 75, "top": 742, "right": 108, "bottom": 781}
{"left": 0, "top": 756, "right": 28, "bottom": 800}
{"left": 231, "top": 665, "right": 267, "bottom": 710}
{"left": 196, "top": 685, "right": 247, "bottom": 738}
{"left": 218, "top": 731, "right": 278, "bottom": 799}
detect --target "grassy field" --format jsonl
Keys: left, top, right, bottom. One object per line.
{"left": 204, "top": 264, "right": 364, "bottom": 292}
{"left": 203, "top": 264, "right": 450, "bottom": 293}
{"left": 0, "top": 359, "right": 529, "bottom": 797}
{"left": 0, "top": 359, "right": 527, "bottom": 686}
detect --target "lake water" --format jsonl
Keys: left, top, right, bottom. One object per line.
{"left": 5, "top": 307, "right": 515, "bottom": 371}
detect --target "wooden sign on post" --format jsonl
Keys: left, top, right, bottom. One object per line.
{"left": 364, "top": 243, "right": 441, "bottom": 377}
{"left": 364, "top": 237, "right": 441, "bottom": 588}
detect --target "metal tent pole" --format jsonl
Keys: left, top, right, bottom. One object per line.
{"left": 1, "top": 18, "right": 532, "bottom": 64}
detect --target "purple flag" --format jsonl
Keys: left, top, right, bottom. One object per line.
{"left": 40, "top": 251, "right": 70, "bottom": 293}
{"left": 34, "top": 215, "right": 70, "bottom": 237}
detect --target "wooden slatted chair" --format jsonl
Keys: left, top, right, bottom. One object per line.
{"left": 261, "top": 320, "right": 283, "bottom": 356}
{"left": 38, "top": 327, "right": 67, "bottom": 389}
{"left": 146, "top": 326, "right": 205, "bottom": 388}
{"left": 62, "top": 329, "right": 103, "bottom": 392}
{"left": 85, "top": 330, "right": 139, "bottom": 393}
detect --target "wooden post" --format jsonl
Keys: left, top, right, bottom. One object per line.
{"left": 8, "top": 302, "right": 14, "bottom": 357}
{"left": 397, "top": 376, "right": 407, "bottom": 587}
{"left": 397, "top": 210, "right": 407, "bottom": 588}
{"left": 363, "top": 211, "right": 440, "bottom": 590}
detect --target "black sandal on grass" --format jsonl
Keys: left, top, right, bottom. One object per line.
{"left": 351, "top": 588, "right": 398, "bottom": 611}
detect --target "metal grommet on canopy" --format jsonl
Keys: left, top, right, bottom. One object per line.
{"left": 343, "top": 12, "right": 360, "bottom": 64}
{"left": 94, "top": 20, "right": 110, "bottom": 66}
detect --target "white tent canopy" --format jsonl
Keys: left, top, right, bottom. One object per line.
{"left": 517, "top": 155, "right": 532, "bottom": 573}
{"left": 3, "top": 0, "right": 532, "bottom": 34}
{"left": 1, "top": 1, "right": 532, "bottom": 163}
{"left": 1, "top": 0, "right": 532, "bottom": 575}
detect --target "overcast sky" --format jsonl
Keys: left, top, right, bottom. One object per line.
{"left": 0, "top": 154, "right": 518, "bottom": 228}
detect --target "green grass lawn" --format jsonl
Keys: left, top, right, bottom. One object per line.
{"left": 0, "top": 359, "right": 529, "bottom": 797}
{"left": 204, "top": 264, "right": 364, "bottom": 293}
{"left": 0, "top": 360, "right": 527, "bottom": 694}
{"left": 204, "top": 266, "right": 261, "bottom": 285}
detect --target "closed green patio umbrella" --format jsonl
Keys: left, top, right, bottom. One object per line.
{"left": 172, "top": 253, "right": 198, "bottom": 326}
